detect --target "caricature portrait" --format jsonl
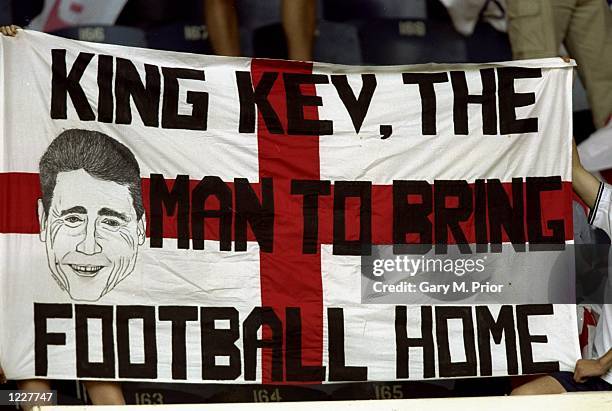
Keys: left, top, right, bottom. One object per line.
{"left": 38, "top": 129, "right": 145, "bottom": 302}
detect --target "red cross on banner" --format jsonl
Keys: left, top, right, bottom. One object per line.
{"left": 253, "top": 59, "right": 324, "bottom": 384}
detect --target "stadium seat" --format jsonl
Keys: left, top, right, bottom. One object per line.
{"left": 126, "top": 382, "right": 329, "bottom": 403}
{"left": 50, "top": 25, "right": 147, "bottom": 47}
{"left": 323, "top": 0, "right": 426, "bottom": 22}
{"left": 315, "top": 21, "right": 362, "bottom": 65}
{"left": 147, "top": 23, "right": 212, "bottom": 54}
{"left": 207, "top": 384, "right": 329, "bottom": 402}
{"left": 328, "top": 381, "right": 450, "bottom": 400}
{"left": 236, "top": 0, "right": 282, "bottom": 30}
{"left": 117, "top": 0, "right": 203, "bottom": 28}
{"left": 123, "top": 382, "right": 215, "bottom": 404}
{"left": 358, "top": 20, "right": 468, "bottom": 65}
{"left": 252, "top": 20, "right": 361, "bottom": 64}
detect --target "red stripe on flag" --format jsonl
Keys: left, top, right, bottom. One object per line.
{"left": 0, "top": 173, "right": 266, "bottom": 242}
{"left": 0, "top": 173, "right": 42, "bottom": 234}
{"left": 251, "top": 59, "right": 324, "bottom": 383}
{"left": 0, "top": 173, "right": 574, "bottom": 245}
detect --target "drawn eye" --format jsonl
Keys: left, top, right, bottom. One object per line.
{"left": 101, "top": 218, "right": 121, "bottom": 228}
{"left": 64, "top": 215, "right": 84, "bottom": 226}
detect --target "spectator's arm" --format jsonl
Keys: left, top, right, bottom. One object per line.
{"left": 574, "top": 349, "right": 612, "bottom": 383}
{"left": 601, "top": 349, "right": 612, "bottom": 374}
{"left": 573, "top": 138, "right": 600, "bottom": 208}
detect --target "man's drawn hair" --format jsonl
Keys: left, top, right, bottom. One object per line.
{"left": 39, "top": 129, "right": 144, "bottom": 220}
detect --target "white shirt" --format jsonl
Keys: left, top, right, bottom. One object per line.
{"left": 588, "top": 182, "right": 612, "bottom": 384}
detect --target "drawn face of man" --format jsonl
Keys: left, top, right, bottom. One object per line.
{"left": 39, "top": 169, "right": 145, "bottom": 301}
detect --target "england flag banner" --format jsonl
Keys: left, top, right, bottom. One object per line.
{"left": 0, "top": 30, "right": 579, "bottom": 383}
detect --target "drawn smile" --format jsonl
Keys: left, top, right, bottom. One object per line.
{"left": 68, "top": 264, "right": 105, "bottom": 277}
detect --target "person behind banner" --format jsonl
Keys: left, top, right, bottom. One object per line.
{"left": 512, "top": 140, "right": 612, "bottom": 394}
{"left": 204, "top": 0, "right": 317, "bottom": 60}
{"left": 38, "top": 128, "right": 146, "bottom": 302}
{"left": 506, "top": 0, "right": 612, "bottom": 129}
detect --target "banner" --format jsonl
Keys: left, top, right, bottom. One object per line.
{"left": 0, "top": 30, "right": 579, "bottom": 383}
